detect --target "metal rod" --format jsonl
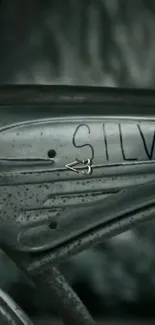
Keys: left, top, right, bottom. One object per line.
{"left": 32, "top": 265, "right": 96, "bottom": 325}
{"left": 2, "top": 247, "right": 96, "bottom": 325}
{"left": 0, "top": 85, "right": 155, "bottom": 107}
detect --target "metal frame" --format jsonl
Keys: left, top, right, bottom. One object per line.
{"left": 1, "top": 85, "right": 155, "bottom": 325}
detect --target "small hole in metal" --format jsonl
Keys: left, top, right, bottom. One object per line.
{"left": 49, "top": 221, "right": 58, "bottom": 230}
{"left": 48, "top": 149, "right": 56, "bottom": 158}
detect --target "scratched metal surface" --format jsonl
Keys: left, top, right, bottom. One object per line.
{"left": 1, "top": 111, "right": 155, "bottom": 251}
{"left": 1, "top": 0, "right": 155, "bottom": 322}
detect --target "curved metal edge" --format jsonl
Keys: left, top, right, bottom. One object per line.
{"left": 0, "top": 288, "right": 34, "bottom": 325}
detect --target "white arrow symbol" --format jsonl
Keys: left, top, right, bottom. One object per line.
{"left": 65, "top": 158, "right": 92, "bottom": 175}
{"left": 65, "top": 159, "right": 81, "bottom": 173}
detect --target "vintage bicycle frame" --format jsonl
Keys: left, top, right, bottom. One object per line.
{"left": 0, "top": 85, "right": 155, "bottom": 325}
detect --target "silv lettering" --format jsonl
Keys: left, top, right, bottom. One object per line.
{"left": 72, "top": 122, "right": 155, "bottom": 162}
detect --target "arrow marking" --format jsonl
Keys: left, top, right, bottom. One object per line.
{"left": 65, "top": 158, "right": 93, "bottom": 175}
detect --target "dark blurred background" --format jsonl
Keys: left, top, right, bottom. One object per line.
{"left": 1, "top": 1, "right": 155, "bottom": 324}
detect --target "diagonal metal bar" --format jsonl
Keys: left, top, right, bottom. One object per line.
{"left": 32, "top": 265, "right": 96, "bottom": 325}
{"left": 2, "top": 247, "right": 96, "bottom": 325}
